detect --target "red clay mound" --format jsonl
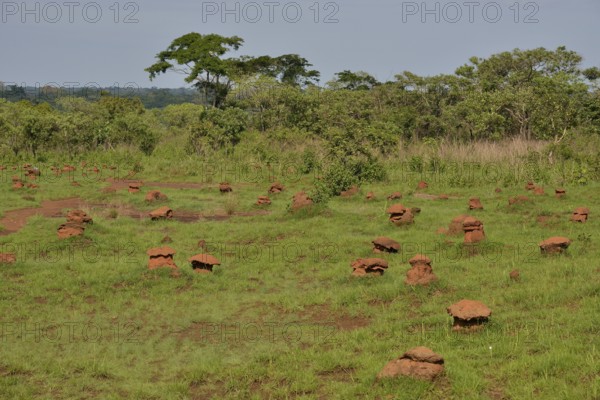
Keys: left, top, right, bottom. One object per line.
{"left": 57, "top": 222, "right": 85, "bottom": 239}
{"left": 66, "top": 210, "right": 93, "bottom": 225}
{"left": 447, "top": 299, "right": 492, "bottom": 331}
{"left": 525, "top": 181, "right": 535, "bottom": 191}
{"left": 386, "top": 204, "right": 414, "bottom": 226}
{"left": 509, "top": 195, "right": 530, "bottom": 206}
{"left": 291, "top": 191, "right": 313, "bottom": 210}
{"left": 555, "top": 188, "right": 566, "bottom": 198}
{"left": 145, "top": 190, "right": 168, "bottom": 202}
{"left": 269, "top": 182, "right": 285, "bottom": 194}
{"left": 256, "top": 196, "right": 272, "bottom": 206}
{"left": 219, "top": 182, "right": 233, "bottom": 193}
{"left": 149, "top": 206, "right": 173, "bottom": 221}
{"left": 417, "top": 181, "right": 428, "bottom": 190}
{"left": 387, "top": 192, "right": 402, "bottom": 200}
{"left": 147, "top": 246, "right": 177, "bottom": 270}
{"left": 366, "top": 192, "right": 376, "bottom": 201}
{"left": 468, "top": 197, "right": 483, "bottom": 210}
{"left": 510, "top": 270, "right": 520, "bottom": 281}
{"left": 539, "top": 236, "right": 571, "bottom": 254}
{"left": 533, "top": 186, "right": 545, "bottom": 195}
{"left": 438, "top": 194, "right": 449, "bottom": 200}
{"left": 448, "top": 215, "right": 469, "bottom": 236}
{"left": 372, "top": 237, "right": 400, "bottom": 253}
{"left": 405, "top": 254, "right": 437, "bottom": 286}
{"left": 570, "top": 207, "right": 589, "bottom": 223}
{"left": 340, "top": 185, "right": 359, "bottom": 197}
{"left": 189, "top": 253, "right": 221, "bottom": 274}
{"left": 128, "top": 182, "right": 142, "bottom": 193}
{"left": 377, "top": 347, "right": 444, "bottom": 381}
{"left": 0, "top": 253, "right": 16, "bottom": 264}
{"left": 463, "top": 217, "right": 485, "bottom": 244}
{"left": 351, "top": 258, "right": 388, "bottom": 276}
{"left": 495, "top": 188, "right": 502, "bottom": 193}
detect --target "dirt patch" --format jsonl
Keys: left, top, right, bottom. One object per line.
{"left": 0, "top": 197, "right": 271, "bottom": 236}
{"left": 0, "top": 197, "right": 84, "bottom": 235}
{"left": 104, "top": 179, "right": 210, "bottom": 192}
{"left": 297, "top": 304, "right": 370, "bottom": 331}
{"left": 317, "top": 367, "right": 356, "bottom": 382}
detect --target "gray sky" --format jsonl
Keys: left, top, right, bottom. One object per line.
{"left": 1, "top": 0, "right": 599, "bottom": 89}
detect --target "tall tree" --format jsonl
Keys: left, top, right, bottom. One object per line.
{"left": 146, "top": 33, "right": 320, "bottom": 107}
{"left": 146, "top": 33, "right": 244, "bottom": 107}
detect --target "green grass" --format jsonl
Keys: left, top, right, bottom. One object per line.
{"left": 0, "top": 163, "right": 599, "bottom": 399}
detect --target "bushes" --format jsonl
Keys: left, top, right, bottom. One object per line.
{"left": 187, "top": 107, "right": 248, "bottom": 155}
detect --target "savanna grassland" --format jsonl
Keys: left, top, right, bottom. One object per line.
{"left": 1, "top": 43, "right": 600, "bottom": 399}
{"left": 0, "top": 140, "right": 599, "bottom": 400}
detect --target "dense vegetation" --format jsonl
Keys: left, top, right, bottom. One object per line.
{"left": 1, "top": 39, "right": 600, "bottom": 195}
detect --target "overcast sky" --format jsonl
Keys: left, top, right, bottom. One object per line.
{"left": 1, "top": 0, "right": 599, "bottom": 89}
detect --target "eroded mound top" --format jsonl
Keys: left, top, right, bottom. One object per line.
{"left": 188, "top": 254, "right": 221, "bottom": 265}
{"left": 372, "top": 237, "right": 400, "bottom": 251}
{"left": 401, "top": 347, "right": 444, "bottom": 364}
{"left": 147, "top": 246, "right": 176, "bottom": 257}
{"left": 409, "top": 254, "right": 431, "bottom": 266}
{"left": 447, "top": 299, "right": 492, "bottom": 320}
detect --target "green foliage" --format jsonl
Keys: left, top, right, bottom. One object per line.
{"left": 300, "top": 148, "right": 319, "bottom": 174}
{"left": 187, "top": 107, "right": 248, "bottom": 155}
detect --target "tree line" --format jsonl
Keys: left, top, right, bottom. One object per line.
{"left": 1, "top": 32, "right": 599, "bottom": 161}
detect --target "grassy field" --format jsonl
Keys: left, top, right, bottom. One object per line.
{"left": 0, "top": 158, "right": 599, "bottom": 400}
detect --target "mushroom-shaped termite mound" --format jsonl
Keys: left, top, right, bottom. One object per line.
{"left": 386, "top": 204, "right": 414, "bottom": 226}
{"left": 149, "top": 206, "right": 173, "bottom": 221}
{"left": 417, "top": 181, "right": 428, "bottom": 190}
{"left": 0, "top": 253, "right": 16, "bottom": 264}
{"left": 128, "top": 182, "right": 142, "bottom": 193}
{"left": 256, "top": 196, "right": 272, "bottom": 206}
{"left": 539, "top": 236, "right": 571, "bottom": 254}
{"left": 468, "top": 197, "right": 483, "bottom": 210}
{"left": 372, "top": 237, "right": 400, "bottom": 253}
{"left": 269, "top": 182, "right": 285, "bottom": 194}
{"left": 555, "top": 188, "right": 566, "bottom": 198}
{"left": 145, "top": 190, "right": 168, "bottom": 202}
{"left": 291, "top": 191, "right": 313, "bottom": 211}
{"left": 340, "top": 185, "right": 359, "bottom": 197}
{"left": 147, "top": 246, "right": 177, "bottom": 270}
{"left": 387, "top": 192, "right": 402, "bottom": 200}
{"left": 366, "top": 192, "right": 376, "bottom": 201}
{"left": 570, "top": 207, "right": 589, "bottom": 223}
{"left": 447, "top": 299, "right": 491, "bottom": 331}
{"left": 189, "top": 254, "right": 221, "bottom": 274}
{"left": 377, "top": 347, "right": 444, "bottom": 381}
{"left": 57, "top": 222, "right": 85, "bottom": 239}
{"left": 405, "top": 254, "right": 437, "bottom": 286}
{"left": 462, "top": 217, "right": 485, "bottom": 244}
{"left": 219, "top": 182, "right": 233, "bottom": 193}
{"left": 350, "top": 258, "right": 388, "bottom": 277}
{"left": 525, "top": 181, "right": 535, "bottom": 191}
{"left": 66, "top": 210, "right": 93, "bottom": 225}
